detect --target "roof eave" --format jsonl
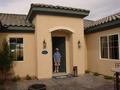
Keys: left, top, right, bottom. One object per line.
{"left": 27, "top": 6, "right": 90, "bottom": 22}
{"left": 85, "top": 20, "right": 120, "bottom": 34}
{"left": 0, "top": 26, "right": 34, "bottom": 33}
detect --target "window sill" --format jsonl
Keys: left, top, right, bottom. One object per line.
{"left": 13, "top": 60, "right": 24, "bottom": 62}
{"left": 100, "top": 58, "right": 120, "bottom": 61}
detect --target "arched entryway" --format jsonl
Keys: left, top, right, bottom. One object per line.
{"left": 50, "top": 28, "right": 73, "bottom": 75}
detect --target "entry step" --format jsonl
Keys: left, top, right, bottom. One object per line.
{"left": 52, "top": 73, "right": 72, "bottom": 79}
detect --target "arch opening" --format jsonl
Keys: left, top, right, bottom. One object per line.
{"left": 51, "top": 27, "right": 73, "bottom": 75}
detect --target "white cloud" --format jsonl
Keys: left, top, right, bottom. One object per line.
{"left": 0, "top": 0, "right": 120, "bottom": 20}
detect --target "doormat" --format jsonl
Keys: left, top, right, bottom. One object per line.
{"left": 52, "top": 74, "right": 73, "bottom": 79}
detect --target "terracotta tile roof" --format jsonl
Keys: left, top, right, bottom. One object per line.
{"left": 84, "top": 19, "right": 94, "bottom": 28}
{"left": 0, "top": 13, "right": 32, "bottom": 27}
{"left": 31, "top": 3, "right": 89, "bottom": 13}
{"left": 0, "top": 11, "right": 119, "bottom": 33}
{"left": 85, "top": 12, "right": 120, "bottom": 29}
{"left": 27, "top": 3, "right": 90, "bottom": 22}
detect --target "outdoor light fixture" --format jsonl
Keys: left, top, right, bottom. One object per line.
{"left": 43, "top": 40, "right": 47, "bottom": 49}
{"left": 78, "top": 40, "right": 80, "bottom": 48}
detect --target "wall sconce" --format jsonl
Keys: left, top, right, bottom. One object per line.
{"left": 78, "top": 40, "right": 81, "bottom": 48}
{"left": 43, "top": 40, "right": 47, "bottom": 49}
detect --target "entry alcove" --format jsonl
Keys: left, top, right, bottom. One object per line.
{"left": 51, "top": 29, "right": 73, "bottom": 75}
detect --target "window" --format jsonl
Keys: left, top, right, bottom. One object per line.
{"left": 9, "top": 38, "right": 23, "bottom": 61}
{"left": 100, "top": 36, "right": 108, "bottom": 58}
{"left": 100, "top": 34, "right": 119, "bottom": 60}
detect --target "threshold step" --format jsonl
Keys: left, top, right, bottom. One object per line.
{"left": 52, "top": 73, "right": 72, "bottom": 79}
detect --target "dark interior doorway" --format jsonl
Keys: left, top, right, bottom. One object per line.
{"left": 52, "top": 37, "right": 66, "bottom": 73}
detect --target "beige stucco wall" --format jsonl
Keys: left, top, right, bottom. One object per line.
{"left": 34, "top": 15, "right": 86, "bottom": 79}
{"left": 0, "top": 33, "right": 36, "bottom": 77}
{"left": 86, "top": 27, "right": 120, "bottom": 76}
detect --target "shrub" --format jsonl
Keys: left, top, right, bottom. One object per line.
{"left": 0, "top": 80, "right": 4, "bottom": 85}
{"left": 12, "top": 75, "right": 21, "bottom": 82}
{"left": 104, "top": 75, "right": 113, "bottom": 80}
{"left": 85, "top": 70, "right": 90, "bottom": 74}
{"left": 25, "top": 75, "right": 32, "bottom": 80}
{"left": 0, "top": 40, "right": 15, "bottom": 81}
{"left": 93, "top": 72, "right": 100, "bottom": 76}
{"left": 0, "top": 85, "right": 5, "bottom": 90}
{"left": 32, "top": 76, "right": 38, "bottom": 80}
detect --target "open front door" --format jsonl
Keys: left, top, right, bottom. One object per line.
{"left": 52, "top": 37, "right": 66, "bottom": 72}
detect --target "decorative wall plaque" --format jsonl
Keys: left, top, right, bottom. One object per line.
{"left": 42, "top": 50, "right": 48, "bottom": 55}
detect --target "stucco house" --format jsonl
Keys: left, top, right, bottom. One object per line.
{"left": 0, "top": 4, "right": 119, "bottom": 79}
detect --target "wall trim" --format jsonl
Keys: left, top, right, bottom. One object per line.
{"left": 49, "top": 26, "right": 74, "bottom": 33}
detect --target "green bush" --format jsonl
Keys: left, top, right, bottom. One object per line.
{"left": 104, "top": 75, "right": 113, "bottom": 80}
{"left": 0, "top": 80, "right": 4, "bottom": 85}
{"left": 0, "top": 85, "right": 5, "bottom": 90}
{"left": 93, "top": 72, "right": 100, "bottom": 76}
{"left": 32, "top": 76, "right": 38, "bottom": 80}
{"left": 85, "top": 70, "right": 90, "bottom": 74}
{"left": 12, "top": 75, "right": 21, "bottom": 82}
{"left": 0, "top": 40, "right": 15, "bottom": 81}
{"left": 25, "top": 75, "right": 32, "bottom": 80}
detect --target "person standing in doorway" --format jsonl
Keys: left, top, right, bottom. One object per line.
{"left": 54, "top": 48, "right": 61, "bottom": 73}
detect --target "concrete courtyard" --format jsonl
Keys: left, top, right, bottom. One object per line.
{"left": 2, "top": 74, "right": 115, "bottom": 90}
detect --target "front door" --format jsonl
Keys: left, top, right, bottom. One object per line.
{"left": 52, "top": 37, "right": 66, "bottom": 73}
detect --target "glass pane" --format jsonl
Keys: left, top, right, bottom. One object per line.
{"left": 10, "top": 43, "right": 16, "bottom": 49}
{"left": 109, "top": 34, "right": 119, "bottom": 59}
{"left": 103, "top": 48, "right": 108, "bottom": 58}
{"left": 16, "top": 38, "right": 23, "bottom": 61}
{"left": 16, "top": 44, "right": 23, "bottom": 49}
{"left": 16, "top": 49, "right": 23, "bottom": 61}
{"left": 17, "top": 38, "right": 23, "bottom": 43}
{"left": 10, "top": 38, "right": 16, "bottom": 43}
{"left": 100, "top": 36, "right": 108, "bottom": 58}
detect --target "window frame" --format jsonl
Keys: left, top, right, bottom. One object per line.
{"left": 99, "top": 33, "right": 120, "bottom": 60}
{"left": 8, "top": 37, "right": 24, "bottom": 62}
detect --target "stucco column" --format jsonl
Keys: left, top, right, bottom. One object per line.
{"left": 35, "top": 16, "right": 52, "bottom": 79}
{"left": 72, "top": 31, "right": 85, "bottom": 75}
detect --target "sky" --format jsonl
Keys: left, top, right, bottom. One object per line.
{"left": 0, "top": 0, "right": 120, "bottom": 20}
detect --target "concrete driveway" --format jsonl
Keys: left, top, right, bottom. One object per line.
{"left": 3, "top": 74, "right": 115, "bottom": 90}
